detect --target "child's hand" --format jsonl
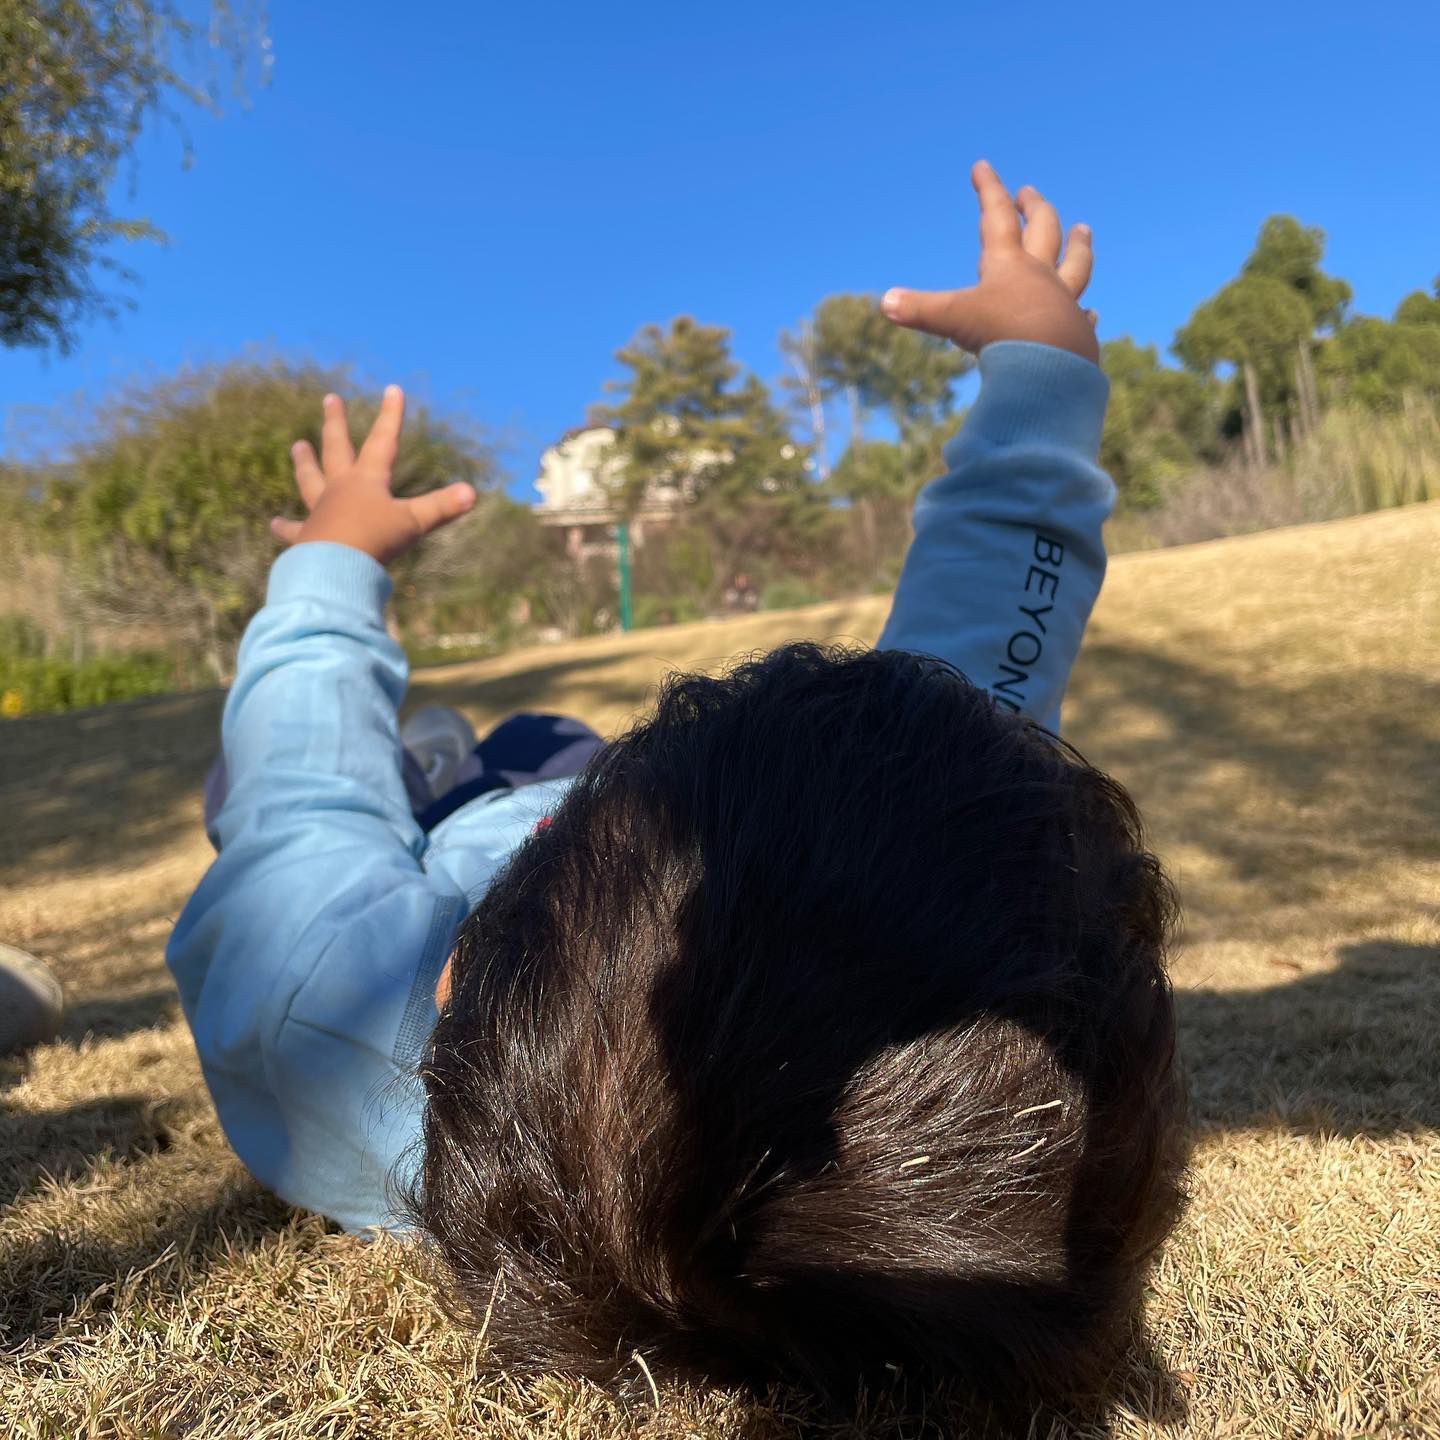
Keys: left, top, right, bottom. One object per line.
{"left": 271, "top": 386, "right": 477, "bottom": 565}
{"left": 882, "top": 160, "right": 1099, "bottom": 364}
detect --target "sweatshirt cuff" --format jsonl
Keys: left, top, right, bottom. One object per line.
{"left": 958, "top": 340, "right": 1110, "bottom": 459}
{"left": 266, "top": 541, "right": 393, "bottom": 619}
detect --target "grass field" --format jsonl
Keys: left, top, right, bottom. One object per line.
{"left": 2, "top": 503, "right": 1437, "bottom": 1438}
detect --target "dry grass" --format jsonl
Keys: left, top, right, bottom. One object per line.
{"left": 2, "top": 503, "right": 1438, "bottom": 1438}
{"left": 1106, "top": 402, "right": 1440, "bottom": 555}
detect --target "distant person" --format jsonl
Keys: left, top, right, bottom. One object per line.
{"left": 168, "top": 162, "right": 1187, "bottom": 1411}
{"left": 722, "top": 571, "right": 759, "bottom": 612}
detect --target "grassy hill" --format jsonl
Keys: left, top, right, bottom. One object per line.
{"left": 2, "top": 504, "right": 1437, "bottom": 1437}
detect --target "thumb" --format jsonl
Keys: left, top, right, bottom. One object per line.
{"left": 882, "top": 285, "right": 981, "bottom": 347}
{"left": 407, "top": 481, "right": 477, "bottom": 537}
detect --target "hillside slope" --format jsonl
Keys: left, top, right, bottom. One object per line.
{"left": 2, "top": 503, "right": 1437, "bottom": 1436}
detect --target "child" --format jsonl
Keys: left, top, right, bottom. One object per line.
{"left": 167, "top": 161, "right": 1186, "bottom": 1406}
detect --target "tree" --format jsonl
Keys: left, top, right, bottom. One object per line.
{"left": 1175, "top": 274, "right": 1314, "bottom": 468}
{"left": 592, "top": 317, "right": 821, "bottom": 600}
{"left": 783, "top": 293, "right": 970, "bottom": 450}
{"left": 1241, "top": 216, "right": 1352, "bottom": 330}
{"left": 1319, "top": 309, "right": 1440, "bottom": 411}
{"left": 401, "top": 492, "right": 550, "bottom": 639}
{"left": 592, "top": 316, "right": 740, "bottom": 511}
{"left": 781, "top": 294, "right": 968, "bottom": 583}
{"left": 1394, "top": 277, "right": 1440, "bottom": 330}
{"left": 777, "top": 318, "right": 830, "bottom": 480}
{"left": 49, "top": 358, "right": 496, "bottom": 677}
{"left": 1100, "top": 338, "right": 1220, "bottom": 507}
{"left": 1175, "top": 216, "right": 1353, "bottom": 467}
{"left": 0, "top": 0, "right": 268, "bottom": 352}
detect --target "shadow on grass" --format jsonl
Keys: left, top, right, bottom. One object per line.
{"left": 61, "top": 986, "right": 180, "bottom": 1042}
{"left": 1063, "top": 641, "right": 1440, "bottom": 938}
{"left": 1179, "top": 937, "right": 1440, "bottom": 1136}
{"left": 0, "top": 654, "right": 656, "bottom": 887}
{"left": 0, "top": 1093, "right": 183, "bottom": 1209}
{"left": 0, "top": 688, "right": 224, "bottom": 883}
{"left": 0, "top": 1166, "right": 302, "bottom": 1349}
{"left": 15, "top": 892, "right": 191, "bottom": 1040}
{"left": 8, "top": 633, "right": 1435, "bottom": 912}
{"left": 409, "top": 647, "right": 664, "bottom": 731}
{"left": 1, "top": 630, "right": 1432, "bottom": 1423}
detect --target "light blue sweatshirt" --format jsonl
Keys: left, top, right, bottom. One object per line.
{"left": 166, "top": 341, "right": 1113, "bottom": 1233}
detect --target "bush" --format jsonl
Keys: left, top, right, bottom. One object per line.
{"left": 633, "top": 593, "right": 704, "bottom": 629}
{"left": 1109, "top": 395, "right": 1440, "bottom": 552}
{"left": 0, "top": 650, "right": 182, "bottom": 718}
{"left": 0, "top": 613, "right": 47, "bottom": 658}
{"left": 759, "top": 579, "right": 824, "bottom": 612}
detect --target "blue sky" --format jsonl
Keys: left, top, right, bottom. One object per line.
{"left": 3, "top": 1, "right": 1437, "bottom": 497}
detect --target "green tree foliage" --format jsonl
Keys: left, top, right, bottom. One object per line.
{"left": 1175, "top": 272, "right": 1312, "bottom": 369}
{"left": 779, "top": 293, "right": 968, "bottom": 582}
{"left": 1100, "top": 338, "right": 1219, "bottom": 507}
{"left": 1320, "top": 315, "right": 1440, "bottom": 411}
{"left": 830, "top": 437, "right": 909, "bottom": 502}
{"left": 414, "top": 492, "right": 588, "bottom": 643}
{"left": 1319, "top": 280, "right": 1440, "bottom": 411}
{"left": 593, "top": 317, "right": 823, "bottom": 597}
{"left": 1241, "top": 216, "right": 1352, "bottom": 329}
{"left": 785, "top": 293, "right": 970, "bottom": 445}
{"left": 0, "top": 0, "right": 267, "bottom": 352}
{"left": 825, "top": 411, "right": 967, "bottom": 585}
{"left": 1394, "top": 277, "right": 1440, "bottom": 329}
{"left": 1175, "top": 215, "right": 1352, "bottom": 465}
{"left": 631, "top": 522, "right": 719, "bottom": 623}
{"left": 593, "top": 317, "right": 740, "bottom": 510}
{"left": 48, "top": 358, "right": 495, "bottom": 674}
{"left": 1174, "top": 273, "right": 1314, "bottom": 398}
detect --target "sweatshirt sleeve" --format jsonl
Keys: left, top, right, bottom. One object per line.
{"left": 166, "top": 542, "right": 468, "bottom": 1231}
{"left": 877, "top": 340, "right": 1114, "bottom": 735}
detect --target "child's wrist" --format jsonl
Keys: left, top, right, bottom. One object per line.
{"left": 966, "top": 341, "right": 1110, "bottom": 456}
{"left": 988, "top": 315, "right": 1099, "bottom": 365}
{"left": 267, "top": 540, "right": 395, "bottom": 615}
{"left": 293, "top": 530, "right": 390, "bottom": 565}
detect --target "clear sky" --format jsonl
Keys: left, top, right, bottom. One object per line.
{"left": 3, "top": 0, "right": 1437, "bottom": 496}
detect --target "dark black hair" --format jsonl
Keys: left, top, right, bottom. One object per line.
{"left": 410, "top": 642, "right": 1187, "bottom": 1406}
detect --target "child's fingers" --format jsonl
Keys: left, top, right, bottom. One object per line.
{"left": 881, "top": 285, "right": 979, "bottom": 346}
{"left": 322, "top": 393, "right": 355, "bottom": 475}
{"left": 971, "top": 160, "right": 1022, "bottom": 256}
{"left": 1057, "top": 224, "right": 1094, "bottom": 297}
{"left": 1016, "top": 186, "right": 1062, "bottom": 266}
{"left": 359, "top": 384, "right": 406, "bottom": 478}
{"left": 270, "top": 516, "right": 304, "bottom": 545}
{"left": 405, "top": 480, "right": 477, "bottom": 537}
{"left": 290, "top": 440, "right": 325, "bottom": 510}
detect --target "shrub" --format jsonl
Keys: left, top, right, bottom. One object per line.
{"left": 633, "top": 593, "right": 704, "bottom": 629}
{"left": 0, "top": 613, "right": 47, "bottom": 658}
{"left": 759, "top": 579, "right": 824, "bottom": 612}
{"left": 0, "top": 650, "right": 182, "bottom": 718}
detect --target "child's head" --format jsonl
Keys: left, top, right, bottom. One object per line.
{"left": 412, "top": 643, "right": 1187, "bottom": 1405}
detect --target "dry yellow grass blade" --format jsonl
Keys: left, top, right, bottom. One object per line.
{"left": 2, "top": 503, "right": 1437, "bottom": 1437}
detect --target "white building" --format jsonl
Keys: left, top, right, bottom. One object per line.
{"left": 533, "top": 425, "right": 685, "bottom": 558}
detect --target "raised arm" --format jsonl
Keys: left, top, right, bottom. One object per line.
{"left": 876, "top": 162, "right": 1113, "bottom": 735}
{"left": 166, "top": 389, "right": 479, "bottom": 1228}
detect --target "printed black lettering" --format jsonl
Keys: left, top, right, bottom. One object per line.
{"left": 1025, "top": 565, "right": 1060, "bottom": 600}
{"left": 1033, "top": 534, "right": 1065, "bottom": 566}
{"left": 992, "top": 664, "right": 1028, "bottom": 707}
{"left": 1006, "top": 631, "right": 1042, "bottom": 667}
{"left": 1019, "top": 602, "right": 1052, "bottom": 634}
